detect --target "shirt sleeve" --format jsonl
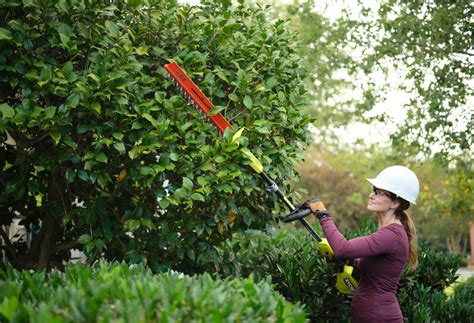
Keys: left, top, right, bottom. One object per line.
{"left": 319, "top": 217, "right": 399, "bottom": 259}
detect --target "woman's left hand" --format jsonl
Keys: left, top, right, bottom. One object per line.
{"left": 304, "top": 198, "right": 327, "bottom": 214}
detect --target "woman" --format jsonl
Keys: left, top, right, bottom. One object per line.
{"left": 305, "top": 165, "right": 419, "bottom": 323}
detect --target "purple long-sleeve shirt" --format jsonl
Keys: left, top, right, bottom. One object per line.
{"left": 320, "top": 217, "right": 409, "bottom": 323}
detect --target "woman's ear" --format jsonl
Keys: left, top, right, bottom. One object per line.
{"left": 390, "top": 199, "right": 400, "bottom": 210}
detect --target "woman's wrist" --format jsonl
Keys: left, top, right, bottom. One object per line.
{"left": 316, "top": 210, "right": 331, "bottom": 220}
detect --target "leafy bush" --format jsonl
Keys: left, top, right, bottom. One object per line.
{"left": 0, "top": 261, "right": 307, "bottom": 322}
{"left": 199, "top": 226, "right": 350, "bottom": 322}
{"left": 0, "top": 0, "right": 310, "bottom": 270}
{"left": 201, "top": 223, "right": 469, "bottom": 322}
{"left": 398, "top": 244, "right": 473, "bottom": 322}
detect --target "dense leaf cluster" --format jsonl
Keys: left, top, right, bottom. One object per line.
{"left": 0, "top": 0, "right": 311, "bottom": 270}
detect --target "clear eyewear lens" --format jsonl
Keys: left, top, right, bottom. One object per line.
{"left": 372, "top": 186, "right": 394, "bottom": 198}
{"left": 372, "top": 186, "right": 384, "bottom": 196}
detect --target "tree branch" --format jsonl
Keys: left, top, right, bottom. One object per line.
{"left": 0, "top": 228, "right": 17, "bottom": 258}
{"left": 54, "top": 239, "right": 78, "bottom": 253}
{"left": 28, "top": 132, "right": 51, "bottom": 145}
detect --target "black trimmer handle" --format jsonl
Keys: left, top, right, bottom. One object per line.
{"left": 284, "top": 208, "right": 312, "bottom": 223}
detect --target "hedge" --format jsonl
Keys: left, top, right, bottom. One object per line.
{"left": 0, "top": 261, "right": 306, "bottom": 322}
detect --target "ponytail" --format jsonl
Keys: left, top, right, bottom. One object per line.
{"left": 395, "top": 199, "right": 418, "bottom": 269}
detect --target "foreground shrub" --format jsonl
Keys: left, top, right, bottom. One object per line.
{"left": 0, "top": 261, "right": 307, "bottom": 322}
{"left": 201, "top": 223, "right": 469, "bottom": 322}
{"left": 199, "top": 227, "right": 350, "bottom": 322}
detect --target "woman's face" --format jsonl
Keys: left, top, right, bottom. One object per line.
{"left": 367, "top": 187, "right": 399, "bottom": 212}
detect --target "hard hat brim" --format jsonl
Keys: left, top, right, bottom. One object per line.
{"left": 367, "top": 178, "right": 416, "bottom": 204}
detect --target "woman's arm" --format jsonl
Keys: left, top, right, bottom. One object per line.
{"left": 319, "top": 217, "right": 399, "bottom": 259}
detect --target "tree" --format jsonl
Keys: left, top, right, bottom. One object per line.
{"left": 0, "top": 0, "right": 311, "bottom": 270}
{"left": 283, "top": 0, "right": 472, "bottom": 162}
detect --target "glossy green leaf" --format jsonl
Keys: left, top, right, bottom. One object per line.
{"left": 228, "top": 93, "right": 239, "bottom": 101}
{"left": 0, "top": 27, "right": 12, "bottom": 40}
{"left": 91, "top": 102, "right": 101, "bottom": 114}
{"left": 104, "top": 21, "right": 119, "bottom": 37}
{"left": 114, "top": 142, "right": 126, "bottom": 154}
{"left": 182, "top": 177, "right": 193, "bottom": 191}
{"left": 78, "top": 234, "right": 91, "bottom": 244}
{"left": 0, "top": 297, "right": 18, "bottom": 321}
{"left": 95, "top": 152, "right": 108, "bottom": 163}
{"left": 210, "top": 105, "right": 225, "bottom": 116}
{"left": 44, "top": 106, "right": 56, "bottom": 119}
{"left": 0, "top": 104, "right": 15, "bottom": 119}
{"left": 243, "top": 95, "right": 253, "bottom": 109}
{"left": 191, "top": 193, "right": 205, "bottom": 201}
{"left": 112, "top": 132, "right": 124, "bottom": 140}
{"left": 50, "top": 131, "right": 61, "bottom": 145}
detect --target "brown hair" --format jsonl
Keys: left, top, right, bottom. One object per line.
{"left": 394, "top": 198, "right": 418, "bottom": 269}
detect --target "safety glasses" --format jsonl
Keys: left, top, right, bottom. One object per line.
{"left": 372, "top": 186, "right": 393, "bottom": 198}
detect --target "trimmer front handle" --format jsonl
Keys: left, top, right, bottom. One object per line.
{"left": 284, "top": 208, "right": 312, "bottom": 223}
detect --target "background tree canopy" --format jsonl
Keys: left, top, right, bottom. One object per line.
{"left": 283, "top": 0, "right": 472, "bottom": 163}
{"left": 0, "top": 0, "right": 311, "bottom": 270}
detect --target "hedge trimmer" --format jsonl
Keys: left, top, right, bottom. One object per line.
{"left": 164, "top": 61, "right": 359, "bottom": 295}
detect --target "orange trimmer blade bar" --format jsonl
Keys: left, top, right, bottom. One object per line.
{"left": 164, "top": 62, "right": 234, "bottom": 134}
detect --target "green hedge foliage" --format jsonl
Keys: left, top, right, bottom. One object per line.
{"left": 200, "top": 223, "right": 472, "bottom": 322}
{"left": 0, "top": 261, "right": 307, "bottom": 322}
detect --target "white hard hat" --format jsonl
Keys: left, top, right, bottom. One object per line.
{"left": 367, "top": 165, "right": 420, "bottom": 204}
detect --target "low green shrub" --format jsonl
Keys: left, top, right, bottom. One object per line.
{"left": 0, "top": 261, "right": 306, "bottom": 322}
{"left": 199, "top": 226, "right": 350, "bottom": 322}
{"left": 200, "top": 223, "right": 470, "bottom": 322}
{"left": 398, "top": 241, "right": 466, "bottom": 321}
{"left": 399, "top": 274, "right": 474, "bottom": 322}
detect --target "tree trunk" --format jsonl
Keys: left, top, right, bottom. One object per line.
{"left": 37, "top": 170, "right": 67, "bottom": 270}
{"left": 470, "top": 222, "right": 474, "bottom": 265}
{"left": 38, "top": 213, "right": 57, "bottom": 269}
{"left": 446, "top": 233, "right": 462, "bottom": 254}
